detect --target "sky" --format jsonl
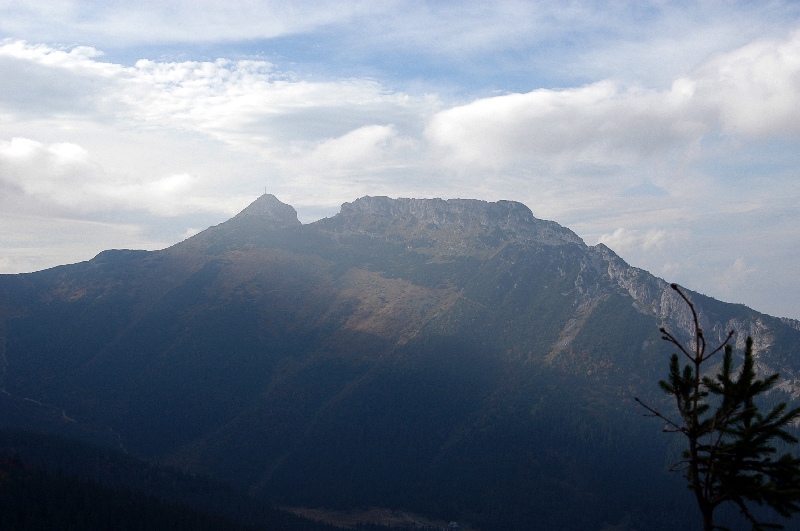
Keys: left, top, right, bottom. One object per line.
{"left": 1, "top": 1, "right": 800, "bottom": 320}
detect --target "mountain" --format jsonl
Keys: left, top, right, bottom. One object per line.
{"left": 2, "top": 194, "right": 799, "bottom": 530}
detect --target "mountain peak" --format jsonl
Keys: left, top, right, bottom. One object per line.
{"left": 233, "top": 194, "right": 301, "bottom": 228}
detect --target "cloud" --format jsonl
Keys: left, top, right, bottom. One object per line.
{"left": 307, "top": 125, "right": 413, "bottom": 169}
{"left": 690, "top": 29, "right": 800, "bottom": 137}
{"left": 6, "top": 26, "right": 799, "bottom": 191}
{"left": 0, "top": 40, "right": 429, "bottom": 151}
{"left": 423, "top": 25, "right": 800, "bottom": 187}
{"left": 425, "top": 81, "right": 700, "bottom": 172}
{"left": 3, "top": 2, "right": 799, "bottom": 99}
{"left": 0, "top": 1, "right": 383, "bottom": 45}
{"left": 0, "top": 2, "right": 637, "bottom": 59}
{"left": 0, "top": 137, "right": 208, "bottom": 217}
{"left": 0, "top": 40, "right": 113, "bottom": 117}
{"left": 0, "top": 137, "right": 102, "bottom": 209}
{"left": 714, "top": 257, "right": 758, "bottom": 295}
{"left": 597, "top": 227, "right": 671, "bottom": 253}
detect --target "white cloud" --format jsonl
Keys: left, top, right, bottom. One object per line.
{"left": 306, "top": 125, "right": 418, "bottom": 171}
{"left": 425, "top": 80, "right": 703, "bottom": 173}
{"left": 0, "top": 38, "right": 105, "bottom": 66}
{"left": 0, "top": 40, "right": 427, "bottom": 153}
{"left": 48, "top": 142, "right": 89, "bottom": 163}
{"left": 6, "top": 27, "right": 798, "bottom": 195}
{"left": 597, "top": 228, "right": 671, "bottom": 253}
{"left": 0, "top": 137, "right": 209, "bottom": 217}
{"left": 691, "top": 29, "right": 800, "bottom": 137}
{"left": 0, "top": 137, "right": 103, "bottom": 208}
{"left": 0, "top": 137, "right": 40, "bottom": 158}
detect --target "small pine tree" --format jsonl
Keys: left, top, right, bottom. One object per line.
{"left": 636, "top": 284, "right": 800, "bottom": 530}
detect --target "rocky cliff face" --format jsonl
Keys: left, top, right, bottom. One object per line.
{"left": 320, "top": 196, "right": 583, "bottom": 253}
{"left": 586, "top": 241, "right": 800, "bottom": 396}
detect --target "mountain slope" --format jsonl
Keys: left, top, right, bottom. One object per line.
{"left": 1, "top": 194, "right": 799, "bottom": 530}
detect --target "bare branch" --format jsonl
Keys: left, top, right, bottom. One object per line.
{"left": 660, "top": 326, "right": 694, "bottom": 362}
{"left": 635, "top": 397, "right": 685, "bottom": 433}
{"left": 705, "top": 330, "right": 735, "bottom": 362}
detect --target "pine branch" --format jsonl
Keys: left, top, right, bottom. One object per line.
{"left": 637, "top": 283, "right": 800, "bottom": 530}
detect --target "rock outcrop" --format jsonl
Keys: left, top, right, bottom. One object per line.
{"left": 318, "top": 196, "right": 584, "bottom": 258}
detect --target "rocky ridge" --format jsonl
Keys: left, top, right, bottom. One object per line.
{"left": 318, "top": 196, "right": 584, "bottom": 254}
